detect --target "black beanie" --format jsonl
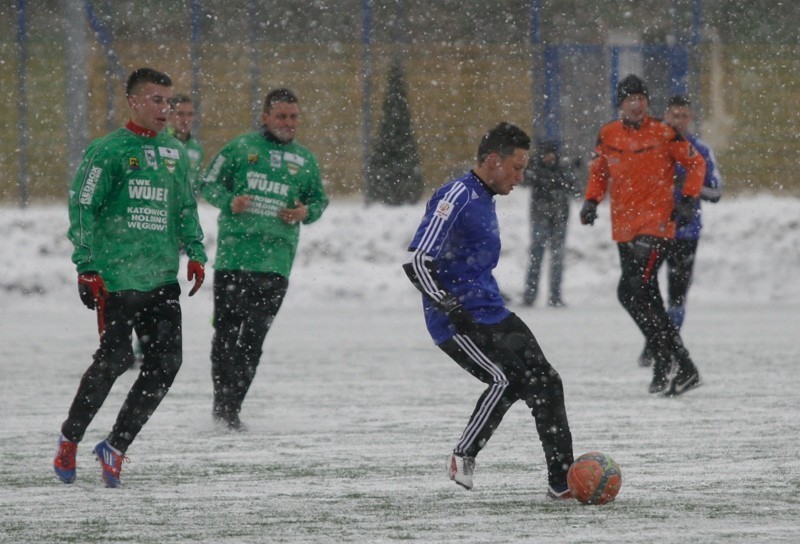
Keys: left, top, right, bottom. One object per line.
{"left": 616, "top": 74, "right": 649, "bottom": 107}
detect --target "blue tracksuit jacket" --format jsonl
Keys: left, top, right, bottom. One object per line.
{"left": 675, "top": 134, "right": 723, "bottom": 240}
{"left": 406, "top": 171, "right": 510, "bottom": 344}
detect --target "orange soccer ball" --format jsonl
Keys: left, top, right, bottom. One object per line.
{"left": 567, "top": 451, "right": 622, "bottom": 505}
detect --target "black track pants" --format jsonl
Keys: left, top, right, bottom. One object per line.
{"left": 61, "top": 284, "right": 183, "bottom": 452}
{"left": 666, "top": 238, "right": 698, "bottom": 308}
{"left": 617, "top": 236, "right": 697, "bottom": 376}
{"left": 210, "top": 270, "right": 288, "bottom": 418}
{"left": 438, "top": 313, "right": 574, "bottom": 487}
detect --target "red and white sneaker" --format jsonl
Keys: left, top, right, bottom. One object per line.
{"left": 93, "top": 440, "right": 128, "bottom": 488}
{"left": 54, "top": 435, "right": 78, "bottom": 484}
{"left": 447, "top": 453, "right": 475, "bottom": 490}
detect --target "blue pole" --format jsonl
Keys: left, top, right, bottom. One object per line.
{"left": 691, "top": 0, "right": 702, "bottom": 46}
{"left": 104, "top": 0, "right": 116, "bottom": 131}
{"left": 530, "top": 0, "right": 540, "bottom": 46}
{"left": 190, "top": 0, "right": 202, "bottom": 132}
{"left": 669, "top": 0, "right": 689, "bottom": 97}
{"left": 84, "top": 0, "right": 126, "bottom": 130}
{"left": 691, "top": 0, "right": 703, "bottom": 126}
{"left": 530, "top": 0, "right": 540, "bottom": 139}
{"left": 361, "top": 0, "right": 372, "bottom": 200}
{"left": 609, "top": 46, "right": 620, "bottom": 117}
{"left": 543, "top": 45, "right": 560, "bottom": 141}
{"left": 248, "top": 0, "right": 262, "bottom": 127}
{"left": 16, "top": 0, "right": 29, "bottom": 208}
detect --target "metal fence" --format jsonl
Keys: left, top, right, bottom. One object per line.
{"left": 2, "top": 0, "right": 798, "bottom": 206}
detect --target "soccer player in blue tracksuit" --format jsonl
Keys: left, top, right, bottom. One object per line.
{"left": 639, "top": 95, "right": 723, "bottom": 367}
{"left": 403, "top": 123, "right": 574, "bottom": 499}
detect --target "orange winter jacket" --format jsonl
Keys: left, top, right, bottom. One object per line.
{"left": 585, "top": 115, "right": 706, "bottom": 243}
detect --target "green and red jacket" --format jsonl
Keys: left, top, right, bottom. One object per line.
{"left": 68, "top": 121, "right": 207, "bottom": 292}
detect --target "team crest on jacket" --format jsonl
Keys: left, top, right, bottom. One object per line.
{"left": 434, "top": 201, "right": 453, "bottom": 220}
{"left": 158, "top": 147, "right": 180, "bottom": 174}
{"left": 283, "top": 152, "right": 305, "bottom": 175}
{"left": 144, "top": 147, "right": 157, "bottom": 169}
{"left": 248, "top": 153, "right": 259, "bottom": 164}
{"left": 129, "top": 157, "right": 140, "bottom": 170}
{"left": 270, "top": 150, "right": 281, "bottom": 168}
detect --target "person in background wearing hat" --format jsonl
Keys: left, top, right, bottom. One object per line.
{"left": 579, "top": 74, "right": 706, "bottom": 396}
{"left": 637, "top": 95, "right": 723, "bottom": 367}
{"left": 522, "top": 140, "right": 580, "bottom": 307}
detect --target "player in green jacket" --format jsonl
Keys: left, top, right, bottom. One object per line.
{"left": 167, "top": 93, "right": 204, "bottom": 195}
{"left": 201, "top": 87, "right": 328, "bottom": 431}
{"left": 54, "top": 68, "right": 207, "bottom": 488}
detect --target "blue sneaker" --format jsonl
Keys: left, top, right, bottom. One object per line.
{"left": 54, "top": 435, "right": 77, "bottom": 484}
{"left": 93, "top": 440, "right": 128, "bottom": 488}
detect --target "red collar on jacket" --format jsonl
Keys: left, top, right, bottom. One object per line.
{"left": 125, "top": 120, "right": 158, "bottom": 138}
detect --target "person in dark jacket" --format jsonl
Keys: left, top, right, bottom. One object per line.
{"left": 522, "top": 140, "right": 579, "bottom": 307}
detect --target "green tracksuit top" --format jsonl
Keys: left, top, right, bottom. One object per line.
{"left": 183, "top": 136, "right": 204, "bottom": 193}
{"left": 200, "top": 129, "right": 328, "bottom": 277}
{"left": 67, "top": 123, "right": 207, "bottom": 293}
{"left": 167, "top": 127, "right": 204, "bottom": 194}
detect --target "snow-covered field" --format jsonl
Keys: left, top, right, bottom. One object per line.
{"left": 1, "top": 191, "right": 799, "bottom": 543}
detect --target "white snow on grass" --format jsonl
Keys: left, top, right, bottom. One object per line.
{"left": 1, "top": 191, "right": 799, "bottom": 543}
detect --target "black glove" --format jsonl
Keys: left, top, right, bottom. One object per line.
{"left": 440, "top": 295, "right": 478, "bottom": 337}
{"left": 77, "top": 272, "right": 108, "bottom": 310}
{"left": 673, "top": 196, "right": 697, "bottom": 228}
{"left": 580, "top": 200, "right": 598, "bottom": 225}
{"left": 447, "top": 304, "right": 479, "bottom": 337}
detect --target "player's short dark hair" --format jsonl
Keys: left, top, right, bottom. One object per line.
{"left": 169, "top": 93, "right": 193, "bottom": 110}
{"left": 476, "top": 122, "right": 531, "bottom": 163}
{"left": 667, "top": 94, "right": 691, "bottom": 108}
{"left": 264, "top": 88, "right": 298, "bottom": 113}
{"left": 126, "top": 67, "right": 172, "bottom": 97}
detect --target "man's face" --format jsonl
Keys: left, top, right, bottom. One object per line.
{"left": 619, "top": 94, "right": 648, "bottom": 124}
{"left": 170, "top": 101, "right": 194, "bottom": 139}
{"left": 262, "top": 101, "right": 300, "bottom": 143}
{"left": 664, "top": 104, "right": 692, "bottom": 134}
{"left": 128, "top": 82, "right": 172, "bottom": 133}
{"left": 485, "top": 148, "right": 529, "bottom": 195}
{"left": 541, "top": 151, "right": 557, "bottom": 167}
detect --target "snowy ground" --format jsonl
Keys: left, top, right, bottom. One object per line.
{"left": 1, "top": 191, "right": 799, "bottom": 543}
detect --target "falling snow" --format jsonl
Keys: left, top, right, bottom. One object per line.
{"left": 1, "top": 192, "right": 799, "bottom": 542}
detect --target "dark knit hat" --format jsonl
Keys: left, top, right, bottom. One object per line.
{"left": 667, "top": 94, "right": 691, "bottom": 108}
{"left": 616, "top": 74, "right": 649, "bottom": 107}
{"left": 538, "top": 139, "right": 559, "bottom": 156}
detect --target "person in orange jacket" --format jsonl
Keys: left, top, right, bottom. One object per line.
{"left": 579, "top": 74, "right": 705, "bottom": 396}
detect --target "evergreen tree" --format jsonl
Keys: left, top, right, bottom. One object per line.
{"left": 365, "top": 57, "right": 424, "bottom": 205}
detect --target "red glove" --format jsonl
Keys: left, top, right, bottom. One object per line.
{"left": 77, "top": 272, "right": 108, "bottom": 310}
{"left": 187, "top": 260, "right": 205, "bottom": 296}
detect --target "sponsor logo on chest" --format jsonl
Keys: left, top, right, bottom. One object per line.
{"left": 247, "top": 171, "right": 289, "bottom": 197}
{"left": 128, "top": 178, "right": 169, "bottom": 202}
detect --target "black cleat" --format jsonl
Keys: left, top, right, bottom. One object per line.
{"left": 638, "top": 345, "right": 654, "bottom": 368}
{"left": 648, "top": 374, "right": 670, "bottom": 394}
{"left": 664, "top": 369, "right": 702, "bottom": 397}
